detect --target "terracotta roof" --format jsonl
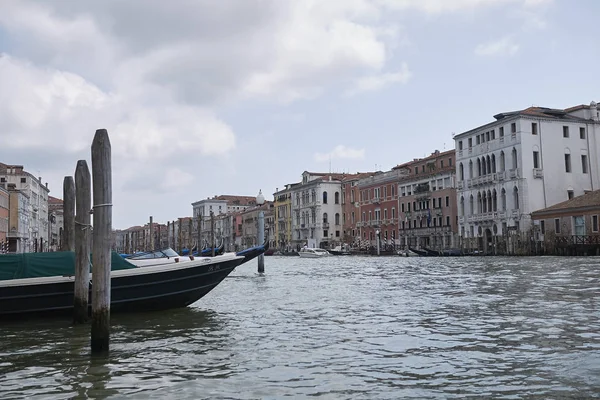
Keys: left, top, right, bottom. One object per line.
{"left": 531, "top": 190, "right": 600, "bottom": 218}
{"left": 48, "top": 196, "right": 63, "bottom": 205}
{"left": 215, "top": 195, "right": 257, "bottom": 206}
{"left": 392, "top": 149, "right": 455, "bottom": 170}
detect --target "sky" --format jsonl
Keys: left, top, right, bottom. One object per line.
{"left": 0, "top": 0, "right": 598, "bottom": 229}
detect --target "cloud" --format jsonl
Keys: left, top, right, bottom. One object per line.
{"left": 475, "top": 37, "right": 520, "bottom": 57}
{"left": 346, "top": 62, "right": 412, "bottom": 95}
{"left": 376, "top": 0, "right": 551, "bottom": 13}
{"left": 314, "top": 145, "right": 366, "bottom": 162}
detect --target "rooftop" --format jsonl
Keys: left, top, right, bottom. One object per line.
{"left": 531, "top": 190, "right": 600, "bottom": 218}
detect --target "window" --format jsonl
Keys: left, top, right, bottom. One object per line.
{"left": 555, "top": 218, "right": 561, "bottom": 234}
{"left": 563, "top": 126, "right": 569, "bottom": 138}
{"left": 532, "top": 123, "right": 538, "bottom": 135}
{"left": 499, "top": 126, "right": 504, "bottom": 137}
{"left": 335, "top": 213, "right": 340, "bottom": 225}
{"left": 323, "top": 213, "right": 328, "bottom": 223}
{"left": 445, "top": 196, "right": 449, "bottom": 207}
{"left": 449, "top": 158, "right": 452, "bottom": 167}
{"left": 580, "top": 127, "right": 586, "bottom": 139}
{"left": 446, "top": 216, "right": 450, "bottom": 226}
{"left": 441, "top": 160, "right": 444, "bottom": 168}
{"left": 20, "top": 177, "right": 26, "bottom": 183}
{"left": 574, "top": 216, "right": 585, "bottom": 236}
{"left": 593, "top": 215, "right": 598, "bottom": 233}
{"left": 533, "top": 151, "right": 540, "bottom": 169}
{"left": 334, "top": 192, "right": 340, "bottom": 204}
{"left": 323, "top": 230, "right": 328, "bottom": 237}
{"left": 511, "top": 123, "right": 516, "bottom": 133}
{"left": 476, "top": 136, "right": 481, "bottom": 145}
{"left": 565, "top": 154, "right": 571, "bottom": 173}
{"left": 582, "top": 155, "right": 588, "bottom": 174}
{"left": 323, "top": 191, "right": 328, "bottom": 204}
{"left": 491, "top": 129, "right": 495, "bottom": 140}
{"left": 458, "top": 141, "right": 463, "bottom": 150}
{"left": 468, "top": 138, "right": 472, "bottom": 148}
{"left": 540, "top": 220, "right": 545, "bottom": 234}
{"left": 568, "top": 190, "right": 574, "bottom": 199}
{"left": 335, "top": 230, "right": 340, "bottom": 237}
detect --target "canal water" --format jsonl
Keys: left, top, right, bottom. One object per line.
{"left": 1, "top": 256, "right": 599, "bottom": 399}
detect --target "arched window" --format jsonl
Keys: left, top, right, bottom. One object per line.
{"left": 486, "top": 156, "right": 491, "bottom": 175}
{"left": 477, "top": 158, "right": 482, "bottom": 177}
{"left": 459, "top": 163, "right": 464, "bottom": 181}
{"left": 512, "top": 148, "right": 518, "bottom": 169}
{"left": 501, "top": 188, "right": 506, "bottom": 211}
{"left": 477, "top": 192, "right": 482, "bottom": 213}
{"left": 469, "top": 195, "right": 474, "bottom": 215}
{"left": 492, "top": 189, "right": 497, "bottom": 212}
{"left": 469, "top": 160, "right": 474, "bottom": 179}
{"left": 311, "top": 190, "right": 316, "bottom": 203}
{"left": 513, "top": 187, "right": 519, "bottom": 210}
{"left": 500, "top": 151, "right": 505, "bottom": 172}
{"left": 323, "top": 213, "right": 328, "bottom": 223}
{"left": 323, "top": 191, "right": 328, "bottom": 204}
{"left": 460, "top": 196, "right": 465, "bottom": 216}
{"left": 487, "top": 189, "right": 492, "bottom": 212}
{"left": 334, "top": 192, "right": 340, "bottom": 204}
{"left": 491, "top": 154, "right": 496, "bottom": 173}
{"left": 335, "top": 213, "right": 340, "bottom": 225}
{"left": 482, "top": 157, "right": 487, "bottom": 176}
{"left": 482, "top": 191, "right": 487, "bottom": 213}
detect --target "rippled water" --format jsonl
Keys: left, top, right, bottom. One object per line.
{"left": 1, "top": 256, "right": 599, "bottom": 399}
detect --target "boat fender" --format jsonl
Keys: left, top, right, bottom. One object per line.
{"left": 175, "top": 257, "right": 179, "bottom": 263}
{"left": 189, "top": 256, "right": 194, "bottom": 260}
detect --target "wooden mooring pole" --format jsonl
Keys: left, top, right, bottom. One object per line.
{"left": 62, "top": 176, "right": 75, "bottom": 251}
{"left": 91, "top": 129, "right": 112, "bottom": 354}
{"left": 149, "top": 216, "right": 153, "bottom": 250}
{"left": 74, "top": 160, "right": 91, "bottom": 324}
{"left": 210, "top": 211, "right": 215, "bottom": 257}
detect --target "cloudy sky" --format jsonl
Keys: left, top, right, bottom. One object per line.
{"left": 0, "top": 0, "right": 597, "bottom": 228}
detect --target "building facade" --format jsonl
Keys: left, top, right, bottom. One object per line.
{"left": 356, "top": 170, "right": 404, "bottom": 249}
{"left": 396, "top": 150, "right": 459, "bottom": 251}
{"left": 192, "top": 195, "right": 257, "bottom": 245}
{"left": 273, "top": 183, "right": 297, "bottom": 252}
{"left": 531, "top": 189, "right": 600, "bottom": 255}
{"left": 0, "top": 164, "right": 50, "bottom": 250}
{"left": 290, "top": 172, "right": 345, "bottom": 249}
{"left": 0, "top": 186, "right": 8, "bottom": 248}
{"left": 48, "top": 196, "right": 64, "bottom": 251}
{"left": 454, "top": 102, "right": 600, "bottom": 253}
{"left": 7, "top": 185, "right": 30, "bottom": 253}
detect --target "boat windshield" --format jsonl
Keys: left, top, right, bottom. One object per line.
{"left": 126, "top": 248, "right": 180, "bottom": 259}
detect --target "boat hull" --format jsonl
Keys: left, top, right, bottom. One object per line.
{"left": 298, "top": 253, "right": 329, "bottom": 258}
{"left": 0, "top": 256, "right": 244, "bottom": 319}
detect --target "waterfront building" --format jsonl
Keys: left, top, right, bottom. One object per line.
{"left": 48, "top": 196, "right": 63, "bottom": 251}
{"left": 396, "top": 150, "right": 459, "bottom": 251}
{"left": 355, "top": 170, "right": 404, "bottom": 248}
{"left": 0, "top": 186, "right": 8, "bottom": 247}
{"left": 290, "top": 171, "right": 345, "bottom": 250}
{"left": 0, "top": 164, "right": 50, "bottom": 251}
{"left": 273, "top": 183, "right": 298, "bottom": 252}
{"left": 192, "top": 195, "right": 256, "bottom": 245}
{"left": 239, "top": 202, "right": 273, "bottom": 249}
{"left": 6, "top": 184, "right": 30, "bottom": 253}
{"left": 340, "top": 172, "right": 373, "bottom": 248}
{"left": 454, "top": 101, "right": 600, "bottom": 253}
{"left": 531, "top": 189, "right": 600, "bottom": 255}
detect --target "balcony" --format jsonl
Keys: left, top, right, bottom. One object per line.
{"left": 533, "top": 168, "right": 543, "bottom": 179}
{"left": 458, "top": 181, "right": 464, "bottom": 190}
{"left": 497, "top": 171, "right": 506, "bottom": 181}
{"left": 509, "top": 168, "right": 520, "bottom": 179}
{"left": 322, "top": 222, "right": 330, "bottom": 229}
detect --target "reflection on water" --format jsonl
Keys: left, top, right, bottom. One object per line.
{"left": 1, "top": 256, "right": 599, "bottom": 399}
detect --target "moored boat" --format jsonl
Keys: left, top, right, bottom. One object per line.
{"left": 298, "top": 248, "right": 331, "bottom": 258}
{"left": 0, "top": 250, "right": 246, "bottom": 319}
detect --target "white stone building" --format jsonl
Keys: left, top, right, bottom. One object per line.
{"left": 290, "top": 171, "right": 344, "bottom": 249}
{"left": 454, "top": 101, "right": 600, "bottom": 252}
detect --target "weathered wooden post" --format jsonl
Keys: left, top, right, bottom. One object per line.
{"left": 188, "top": 218, "right": 193, "bottom": 251}
{"left": 74, "top": 160, "right": 91, "bottom": 324}
{"left": 178, "top": 218, "right": 183, "bottom": 253}
{"left": 62, "top": 176, "right": 75, "bottom": 251}
{"left": 149, "top": 216, "right": 153, "bottom": 250}
{"left": 91, "top": 129, "right": 112, "bottom": 354}
{"left": 256, "top": 190, "right": 265, "bottom": 273}
{"left": 210, "top": 211, "right": 215, "bottom": 257}
{"left": 157, "top": 224, "right": 161, "bottom": 249}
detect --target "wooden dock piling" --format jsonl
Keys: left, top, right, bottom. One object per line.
{"left": 62, "top": 177, "right": 75, "bottom": 251}
{"left": 210, "top": 211, "right": 215, "bottom": 257}
{"left": 74, "top": 160, "right": 91, "bottom": 324}
{"left": 91, "top": 129, "right": 112, "bottom": 354}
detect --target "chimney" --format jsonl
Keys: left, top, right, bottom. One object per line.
{"left": 591, "top": 101, "right": 598, "bottom": 121}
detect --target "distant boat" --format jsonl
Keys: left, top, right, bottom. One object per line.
{"left": 298, "top": 248, "right": 331, "bottom": 258}
{"left": 329, "top": 245, "right": 351, "bottom": 256}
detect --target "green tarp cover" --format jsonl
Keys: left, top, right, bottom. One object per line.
{"left": 0, "top": 251, "right": 137, "bottom": 281}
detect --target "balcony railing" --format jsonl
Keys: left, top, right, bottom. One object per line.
{"left": 533, "top": 168, "right": 543, "bottom": 179}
